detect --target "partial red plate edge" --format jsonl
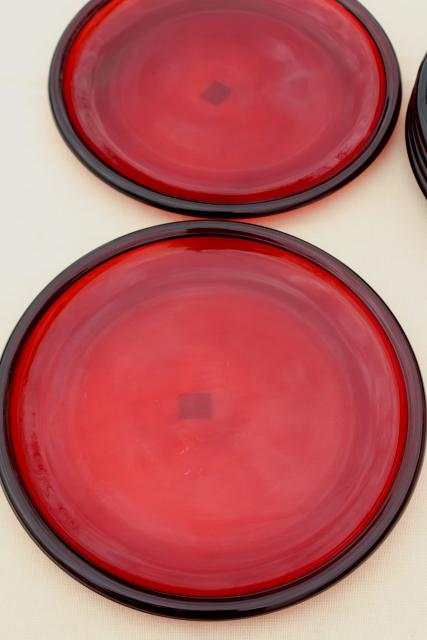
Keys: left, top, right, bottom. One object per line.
{"left": 406, "top": 55, "right": 427, "bottom": 198}
{"left": 0, "top": 220, "right": 424, "bottom": 620}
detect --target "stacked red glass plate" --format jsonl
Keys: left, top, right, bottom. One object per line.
{"left": 406, "top": 56, "right": 427, "bottom": 197}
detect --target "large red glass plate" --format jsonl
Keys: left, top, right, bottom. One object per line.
{"left": 50, "top": 0, "right": 401, "bottom": 217}
{"left": 0, "top": 222, "right": 424, "bottom": 619}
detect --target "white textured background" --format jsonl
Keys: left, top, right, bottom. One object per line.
{"left": 0, "top": 0, "right": 426, "bottom": 637}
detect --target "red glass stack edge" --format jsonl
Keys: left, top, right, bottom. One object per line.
{"left": 406, "top": 55, "right": 427, "bottom": 197}
{"left": 0, "top": 223, "right": 424, "bottom": 619}
{"left": 50, "top": 0, "right": 401, "bottom": 216}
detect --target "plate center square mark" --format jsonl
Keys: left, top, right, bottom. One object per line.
{"left": 178, "top": 393, "right": 213, "bottom": 420}
{"left": 201, "top": 81, "right": 232, "bottom": 106}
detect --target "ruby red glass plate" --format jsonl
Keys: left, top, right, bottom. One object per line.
{"left": 406, "top": 55, "right": 427, "bottom": 197}
{"left": 0, "top": 222, "right": 424, "bottom": 619}
{"left": 50, "top": 0, "right": 401, "bottom": 217}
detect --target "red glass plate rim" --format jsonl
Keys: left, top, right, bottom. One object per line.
{"left": 406, "top": 61, "right": 427, "bottom": 198}
{"left": 406, "top": 130, "right": 427, "bottom": 197}
{"left": 416, "top": 55, "right": 427, "bottom": 141}
{"left": 0, "top": 221, "right": 425, "bottom": 619}
{"left": 49, "top": 0, "right": 402, "bottom": 218}
{"left": 410, "top": 98, "right": 427, "bottom": 162}
{"left": 407, "top": 110, "right": 427, "bottom": 181}
{"left": 407, "top": 55, "right": 427, "bottom": 153}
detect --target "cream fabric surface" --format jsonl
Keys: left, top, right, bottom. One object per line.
{"left": 0, "top": 0, "right": 426, "bottom": 637}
